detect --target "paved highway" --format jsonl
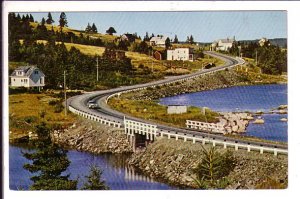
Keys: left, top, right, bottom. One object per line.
{"left": 68, "top": 51, "right": 287, "bottom": 151}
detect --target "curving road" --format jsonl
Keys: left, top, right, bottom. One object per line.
{"left": 68, "top": 51, "right": 287, "bottom": 151}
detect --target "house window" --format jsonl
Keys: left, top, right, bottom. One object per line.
{"left": 40, "top": 78, "right": 42, "bottom": 84}
{"left": 13, "top": 79, "right": 15, "bottom": 82}
{"left": 21, "top": 79, "right": 23, "bottom": 82}
{"left": 34, "top": 70, "right": 38, "bottom": 74}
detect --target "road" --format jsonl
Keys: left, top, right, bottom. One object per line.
{"left": 68, "top": 51, "right": 287, "bottom": 151}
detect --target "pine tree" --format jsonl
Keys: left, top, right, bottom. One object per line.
{"left": 81, "top": 164, "right": 109, "bottom": 190}
{"left": 41, "top": 17, "right": 46, "bottom": 26}
{"left": 29, "top": 14, "right": 34, "bottom": 22}
{"left": 91, "top": 23, "right": 98, "bottom": 33}
{"left": 186, "top": 36, "right": 190, "bottom": 43}
{"left": 59, "top": 12, "right": 68, "bottom": 29}
{"left": 23, "top": 122, "right": 77, "bottom": 190}
{"left": 85, "top": 23, "right": 92, "bottom": 33}
{"left": 46, "top": 12, "right": 54, "bottom": 25}
{"left": 144, "top": 32, "right": 149, "bottom": 41}
{"left": 165, "top": 37, "right": 171, "bottom": 49}
{"left": 190, "top": 35, "right": 195, "bottom": 44}
{"left": 173, "top": 35, "right": 179, "bottom": 43}
{"left": 106, "top": 27, "right": 116, "bottom": 35}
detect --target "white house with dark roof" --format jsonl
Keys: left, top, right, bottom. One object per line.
{"left": 150, "top": 36, "right": 168, "bottom": 47}
{"left": 10, "top": 66, "right": 45, "bottom": 89}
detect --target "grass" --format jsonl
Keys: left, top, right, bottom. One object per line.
{"left": 108, "top": 98, "right": 219, "bottom": 128}
{"left": 30, "top": 22, "right": 118, "bottom": 43}
{"left": 9, "top": 93, "right": 76, "bottom": 140}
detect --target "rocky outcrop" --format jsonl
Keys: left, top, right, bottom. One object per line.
{"left": 219, "top": 112, "right": 253, "bottom": 134}
{"left": 51, "top": 119, "right": 133, "bottom": 153}
{"left": 128, "top": 138, "right": 288, "bottom": 189}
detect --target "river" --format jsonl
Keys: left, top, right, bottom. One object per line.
{"left": 160, "top": 84, "right": 287, "bottom": 142}
{"left": 9, "top": 144, "right": 177, "bottom": 190}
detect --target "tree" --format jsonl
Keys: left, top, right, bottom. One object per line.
{"left": 23, "top": 122, "right": 77, "bottom": 190}
{"left": 165, "top": 37, "right": 171, "bottom": 49}
{"left": 106, "top": 27, "right": 116, "bottom": 35}
{"left": 59, "top": 12, "right": 68, "bottom": 29}
{"left": 91, "top": 23, "right": 98, "bottom": 33}
{"left": 189, "top": 35, "right": 195, "bottom": 44}
{"left": 82, "top": 164, "right": 109, "bottom": 190}
{"left": 46, "top": 12, "right": 54, "bottom": 25}
{"left": 85, "top": 23, "right": 92, "bottom": 33}
{"left": 173, "top": 35, "right": 179, "bottom": 43}
{"left": 41, "top": 17, "right": 46, "bottom": 26}
{"left": 144, "top": 32, "right": 149, "bottom": 41}
{"left": 29, "top": 14, "right": 34, "bottom": 22}
{"left": 186, "top": 36, "right": 190, "bottom": 43}
{"left": 192, "top": 146, "right": 236, "bottom": 189}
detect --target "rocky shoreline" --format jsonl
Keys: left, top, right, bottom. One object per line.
{"left": 127, "top": 138, "right": 288, "bottom": 189}
{"left": 122, "top": 70, "right": 282, "bottom": 101}
{"left": 50, "top": 119, "right": 133, "bottom": 154}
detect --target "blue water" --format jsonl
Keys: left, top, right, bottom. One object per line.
{"left": 160, "top": 84, "right": 287, "bottom": 142}
{"left": 9, "top": 145, "right": 176, "bottom": 190}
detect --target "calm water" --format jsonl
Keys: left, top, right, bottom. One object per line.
{"left": 9, "top": 145, "right": 176, "bottom": 190}
{"left": 160, "top": 84, "right": 288, "bottom": 142}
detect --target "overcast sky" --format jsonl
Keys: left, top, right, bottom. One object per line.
{"left": 20, "top": 11, "right": 287, "bottom": 43}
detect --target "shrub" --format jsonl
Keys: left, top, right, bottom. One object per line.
{"left": 54, "top": 104, "right": 64, "bottom": 113}
{"left": 24, "top": 116, "right": 38, "bottom": 124}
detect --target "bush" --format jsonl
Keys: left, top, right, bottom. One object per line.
{"left": 24, "top": 116, "right": 38, "bottom": 124}
{"left": 48, "top": 100, "right": 58, "bottom": 106}
{"left": 54, "top": 104, "right": 64, "bottom": 113}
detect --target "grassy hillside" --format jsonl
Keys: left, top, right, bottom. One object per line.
{"left": 9, "top": 93, "right": 76, "bottom": 140}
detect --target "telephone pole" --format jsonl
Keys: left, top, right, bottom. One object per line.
{"left": 96, "top": 57, "right": 99, "bottom": 81}
{"left": 255, "top": 50, "right": 258, "bottom": 66}
{"left": 63, "top": 70, "right": 67, "bottom": 116}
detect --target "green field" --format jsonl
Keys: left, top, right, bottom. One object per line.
{"left": 108, "top": 98, "right": 219, "bottom": 128}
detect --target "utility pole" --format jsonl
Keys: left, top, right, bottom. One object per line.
{"left": 64, "top": 70, "right": 67, "bottom": 116}
{"left": 151, "top": 50, "right": 154, "bottom": 73}
{"left": 255, "top": 50, "right": 258, "bottom": 66}
{"left": 96, "top": 56, "right": 99, "bottom": 81}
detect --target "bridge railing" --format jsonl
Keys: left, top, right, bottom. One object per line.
{"left": 68, "top": 105, "right": 122, "bottom": 128}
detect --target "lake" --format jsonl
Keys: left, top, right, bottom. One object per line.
{"left": 9, "top": 145, "right": 177, "bottom": 190}
{"left": 160, "top": 84, "right": 287, "bottom": 142}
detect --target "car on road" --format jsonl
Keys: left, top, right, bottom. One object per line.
{"left": 87, "top": 101, "right": 98, "bottom": 109}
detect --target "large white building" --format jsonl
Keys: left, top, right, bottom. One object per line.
{"left": 211, "top": 38, "right": 235, "bottom": 51}
{"left": 149, "top": 36, "right": 168, "bottom": 48}
{"left": 10, "top": 66, "right": 45, "bottom": 89}
{"left": 167, "top": 48, "right": 194, "bottom": 62}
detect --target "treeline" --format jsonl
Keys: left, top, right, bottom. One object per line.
{"left": 9, "top": 12, "right": 161, "bottom": 90}
{"left": 229, "top": 41, "right": 287, "bottom": 75}
{"left": 8, "top": 13, "right": 104, "bottom": 47}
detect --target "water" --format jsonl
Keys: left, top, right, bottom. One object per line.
{"left": 9, "top": 145, "right": 176, "bottom": 190}
{"left": 160, "top": 84, "right": 287, "bottom": 142}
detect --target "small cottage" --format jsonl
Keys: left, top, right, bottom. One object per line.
{"left": 167, "top": 105, "right": 187, "bottom": 114}
{"left": 10, "top": 66, "right": 45, "bottom": 89}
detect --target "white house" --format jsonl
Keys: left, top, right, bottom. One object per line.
{"left": 167, "top": 48, "right": 194, "bottom": 62}
{"left": 149, "top": 36, "right": 168, "bottom": 47}
{"left": 211, "top": 38, "right": 235, "bottom": 51}
{"left": 10, "top": 66, "right": 45, "bottom": 89}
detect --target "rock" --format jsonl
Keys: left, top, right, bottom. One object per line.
{"left": 278, "top": 105, "right": 288, "bottom": 110}
{"left": 246, "top": 116, "right": 254, "bottom": 120}
{"left": 279, "top": 110, "right": 287, "bottom": 114}
{"left": 232, "top": 125, "right": 239, "bottom": 132}
{"left": 280, "top": 118, "right": 288, "bottom": 122}
{"left": 253, "top": 118, "right": 265, "bottom": 124}
{"left": 150, "top": 160, "right": 155, "bottom": 165}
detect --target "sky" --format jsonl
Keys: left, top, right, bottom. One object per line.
{"left": 20, "top": 11, "right": 287, "bottom": 43}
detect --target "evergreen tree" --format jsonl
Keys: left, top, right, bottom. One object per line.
{"left": 23, "top": 122, "right": 77, "bottom": 190}
{"left": 91, "top": 23, "right": 98, "bottom": 33}
{"left": 190, "top": 35, "right": 195, "bottom": 44}
{"left": 29, "top": 14, "right": 34, "bottom": 22}
{"left": 165, "top": 37, "right": 171, "bottom": 49}
{"left": 59, "top": 12, "right": 68, "bottom": 28}
{"left": 106, "top": 27, "right": 116, "bottom": 35}
{"left": 144, "top": 32, "right": 149, "bottom": 41}
{"left": 81, "top": 164, "right": 109, "bottom": 190}
{"left": 41, "top": 17, "right": 46, "bottom": 26}
{"left": 173, "top": 35, "right": 179, "bottom": 43}
{"left": 186, "top": 36, "right": 190, "bottom": 43}
{"left": 46, "top": 12, "right": 54, "bottom": 25}
{"left": 85, "top": 23, "right": 92, "bottom": 33}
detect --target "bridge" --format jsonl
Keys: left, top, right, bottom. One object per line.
{"left": 68, "top": 51, "right": 288, "bottom": 156}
